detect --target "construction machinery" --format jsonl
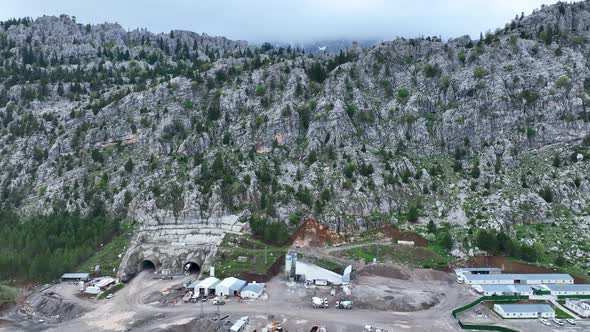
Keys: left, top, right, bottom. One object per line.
{"left": 212, "top": 297, "right": 225, "bottom": 305}
{"left": 182, "top": 291, "right": 193, "bottom": 303}
{"left": 335, "top": 299, "right": 352, "bottom": 309}
{"left": 270, "top": 320, "right": 283, "bottom": 331}
{"left": 311, "top": 297, "right": 329, "bottom": 308}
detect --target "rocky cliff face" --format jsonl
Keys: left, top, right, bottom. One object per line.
{"left": 1, "top": 3, "right": 590, "bottom": 262}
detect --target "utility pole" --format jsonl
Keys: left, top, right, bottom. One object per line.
{"left": 216, "top": 302, "right": 221, "bottom": 330}
{"left": 200, "top": 297, "right": 204, "bottom": 317}
{"left": 376, "top": 242, "right": 380, "bottom": 262}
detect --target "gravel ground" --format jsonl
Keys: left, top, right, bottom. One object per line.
{"left": 1, "top": 260, "right": 479, "bottom": 332}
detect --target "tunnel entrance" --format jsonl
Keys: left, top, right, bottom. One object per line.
{"left": 184, "top": 262, "right": 201, "bottom": 274}
{"left": 141, "top": 260, "right": 156, "bottom": 271}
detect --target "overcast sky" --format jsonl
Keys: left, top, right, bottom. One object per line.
{"left": 1, "top": 0, "right": 562, "bottom": 43}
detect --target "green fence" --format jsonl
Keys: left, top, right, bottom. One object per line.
{"left": 458, "top": 322, "right": 519, "bottom": 332}
{"left": 557, "top": 294, "right": 590, "bottom": 299}
{"left": 452, "top": 296, "right": 528, "bottom": 332}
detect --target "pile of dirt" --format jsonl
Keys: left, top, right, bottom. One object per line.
{"left": 20, "top": 292, "right": 86, "bottom": 323}
{"left": 290, "top": 219, "right": 344, "bottom": 247}
{"left": 353, "top": 292, "right": 441, "bottom": 312}
{"left": 147, "top": 316, "right": 223, "bottom": 332}
{"left": 380, "top": 225, "right": 428, "bottom": 247}
{"left": 351, "top": 273, "right": 443, "bottom": 312}
{"left": 461, "top": 256, "right": 588, "bottom": 283}
{"left": 356, "top": 264, "right": 410, "bottom": 280}
{"left": 144, "top": 285, "right": 189, "bottom": 305}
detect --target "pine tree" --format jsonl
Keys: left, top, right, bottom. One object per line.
{"left": 124, "top": 158, "right": 134, "bottom": 173}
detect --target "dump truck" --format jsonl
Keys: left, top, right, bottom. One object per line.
{"left": 335, "top": 300, "right": 352, "bottom": 310}
{"left": 311, "top": 297, "right": 328, "bottom": 308}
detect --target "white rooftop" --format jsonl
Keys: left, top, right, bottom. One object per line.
{"left": 464, "top": 273, "right": 573, "bottom": 281}
{"left": 542, "top": 284, "right": 590, "bottom": 292}
{"left": 242, "top": 283, "right": 265, "bottom": 294}
{"left": 61, "top": 273, "right": 90, "bottom": 279}
{"left": 295, "top": 260, "right": 343, "bottom": 285}
{"left": 473, "top": 284, "right": 533, "bottom": 293}
{"left": 218, "top": 277, "right": 246, "bottom": 289}
{"left": 456, "top": 267, "right": 502, "bottom": 272}
{"left": 495, "top": 304, "right": 554, "bottom": 314}
{"left": 198, "top": 276, "right": 220, "bottom": 289}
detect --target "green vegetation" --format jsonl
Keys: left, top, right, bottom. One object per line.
{"left": 297, "top": 255, "right": 344, "bottom": 274}
{"left": 77, "top": 225, "right": 133, "bottom": 276}
{"left": 343, "top": 162, "right": 356, "bottom": 178}
{"left": 213, "top": 234, "right": 288, "bottom": 279}
{"left": 97, "top": 283, "right": 124, "bottom": 300}
{"left": 423, "top": 63, "right": 440, "bottom": 78}
{"left": 476, "top": 228, "right": 546, "bottom": 263}
{"left": 552, "top": 304, "right": 573, "bottom": 319}
{"left": 526, "top": 127, "right": 536, "bottom": 139}
{"left": 340, "top": 243, "right": 452, "bottom": 268}
{"left": 458, "top": 50, "right": 466, "bottom": 64}
{"left": 0, "top": 284, "right": 18, "bottom": 307}
{"left": 473, "top": 66, "right": 488, "bottom": 79}
{"left": 397, "top": 88, "right": 410, "bottom": 103}
{"left": 513, "top": 221, "right": 590, "bottom": 281}
{"left": 0, "top": 209, "right": 121, "bottom": 281}
{"left": 556, "top": 75, "right": 571, "bottom": 89}
{"left": 246, "top": 214, "right": 291, "bottom": 246}
{"left": 310, "top": 258, "right": 344, "bottom": 274}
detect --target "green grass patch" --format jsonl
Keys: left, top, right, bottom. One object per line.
{"left": 309, "top": 258, "right": 345, "bottom": 274}
{"left": 339, "top": 243, "right": 451, "bottom": 268}
{"left": 345, "top": 247, "right": 378, "bottom": 262}
{"left": 552, "top": 304, "right": 573, "bottom": 319}
{"left": 213, "top": 234, "right": 288, "bottom": 279}
{"left": 0, "top": 284, "right": 18, "bottom": 307}
{"left": 77, "top": 224, "right": 133, "bottom": 276}
{"left": 97, "top": 283, "right": 124, "bottom": 300}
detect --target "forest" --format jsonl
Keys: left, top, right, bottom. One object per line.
{"left": 0, "top": 209, "right": 120, "bottom": 281}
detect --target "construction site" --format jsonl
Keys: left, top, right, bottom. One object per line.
{"left": 2, "top": 220, "right": 588, "bottom": 332}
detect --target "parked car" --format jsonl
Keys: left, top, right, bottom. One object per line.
{"left": 106, "top": 294, "right": 114, "bottom": 299}
{"left": 552, "top": 318, "right": 564, "bottom": 326}
{"left": 566, "top": 318, "right": 576, "bottom": 325}
{"left": 201, "top": 295, "right": 208, "bottom": 302}
{"left": 212, "top": 297, "right": 225, "bottom": 305}
{"left": 539, "top": 318, "right": 550, "bottom": 326}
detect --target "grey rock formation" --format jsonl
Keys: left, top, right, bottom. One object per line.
{"left": 1, "top": 2, "right": 590, "bottom": 268}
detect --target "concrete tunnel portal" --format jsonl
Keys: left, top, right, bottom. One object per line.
{"left": 184, "top": 261, "right": 201, "bottom": 274}
{"left": 119, "top": 242, "right": 213, "bottom": 282}
{"left": 141, "top": 259, "right": 156, "bottom": 271}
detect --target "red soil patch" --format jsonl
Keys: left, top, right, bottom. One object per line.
{"left": 461, "top": 256, "right": 588, "bottom": 283}
{"left": 380, "top": 224, "right": 428, "bottom": 247}
{"left": 290, "top": 219, "right": 344, "bottom": 247}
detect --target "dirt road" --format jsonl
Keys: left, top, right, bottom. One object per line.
{"left": 1, "top": 266, "right": 472, "bottom": 332}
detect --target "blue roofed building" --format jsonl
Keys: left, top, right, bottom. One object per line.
{"left": 494, "top": 303, "right": 555, "bottom": 318}
{"left": 240, "top": 283, "right": 265, "bottom": 299}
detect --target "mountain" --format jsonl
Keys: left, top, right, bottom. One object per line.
{"left": 281, "top": 39, "right": 382, "bottom": 55}
{"left": 1, "top": 2, "right": 590, "bottom": 269}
